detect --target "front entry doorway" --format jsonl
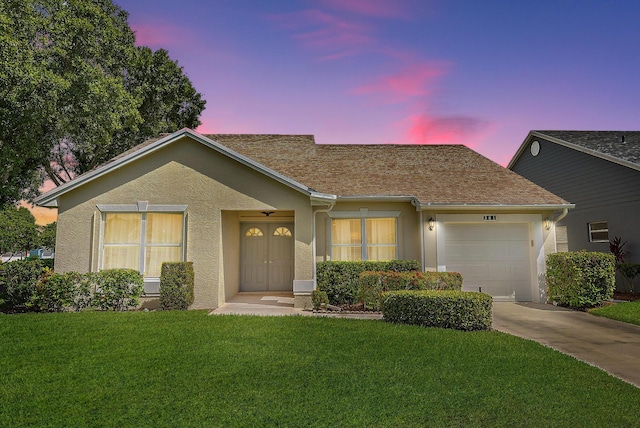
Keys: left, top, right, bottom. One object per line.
{"left": 240, "top": 223, "right": 294, "bottom": 292}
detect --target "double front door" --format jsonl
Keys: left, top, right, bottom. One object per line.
{"left": 240, "top": 223, "right": 294, "bottom": 292}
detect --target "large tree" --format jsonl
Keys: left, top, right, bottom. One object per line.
{"left": 0, "top": 205, "right": 40, "bottom": 256}
{"left": 0, "top": 0, "right": 206, "bottom": 200}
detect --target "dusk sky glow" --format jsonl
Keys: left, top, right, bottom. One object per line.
{"left": 116, "top": 0, "right": 640, "bottom": 167}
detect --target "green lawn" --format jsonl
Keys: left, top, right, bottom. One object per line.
{"left": 1, "top": 312, "right": 639, "bottom": 427}
{"left": 590, "top": 300, "right": 640, "bottom": 326}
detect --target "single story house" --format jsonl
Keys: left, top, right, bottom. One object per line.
{"left": 509, "top": 131, "right": 640, "bottom": 261}
{"left": 35, "top": 129, "right": 572, "bottom": 308}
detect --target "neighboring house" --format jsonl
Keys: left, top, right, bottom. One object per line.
{"left": 509, "top": 131, "right": 640, "bottom": 267}
{"left": 35, "top": 129, "right": 571, "bottom": 308}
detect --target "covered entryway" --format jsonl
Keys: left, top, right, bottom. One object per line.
{"left": 240, "top": 223, "right": 294, "bottom": 292}
{"left": 441, "top": 223, "right": 532, "bottom": 301}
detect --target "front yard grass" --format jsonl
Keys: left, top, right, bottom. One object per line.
{"left": 590, "top": 300, "right": 640, "bottom": 326}
{"left": 1, "top": 311, "right": 639, "bottom": 427}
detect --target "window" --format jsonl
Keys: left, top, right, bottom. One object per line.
{"left": 331, "top": 218, "right": 397, "bottom": 261}
{"left": 588, "top": 221, "right": 608, "bottom": 243}
{"left": 555, "top": 225, "right": 569, "bottom": 252}
{"left": 273, "top": 226, "right": 292, "bottom": 237}
{"left": 102, "top": 213, "right": 183, "bottom": 277}
{"left": 245, "top": 227, "right": 264, "bottom": 237}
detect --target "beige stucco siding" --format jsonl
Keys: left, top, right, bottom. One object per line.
{"left": 54, "top": 136, "right": 314, "bottom": 309}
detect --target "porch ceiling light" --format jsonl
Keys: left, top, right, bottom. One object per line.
{"left": 428, "top": 217, "right": 435, "bottom": 231}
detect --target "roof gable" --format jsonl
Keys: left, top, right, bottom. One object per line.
{"left": 34, "top": 129, "right": 334, "bottom": 207}
{"left": 509, "top": 131, "right": 640, "bottom": 172}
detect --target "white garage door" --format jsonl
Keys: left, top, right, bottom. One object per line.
{"left": 442, "top": 223, "right": 532, "bottom": 301}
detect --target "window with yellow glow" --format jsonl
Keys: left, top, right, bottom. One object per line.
{"left": 245, "top": 227, "right": 264, "bottom": 237}
{"left": 331, "top": 218, "right": 396, "bottom": 261}
{"left": 102, "top": 213, "right": 183, "bottom": 277}
{"left": 273, "top": 226, "right": 292, "bottom": 237}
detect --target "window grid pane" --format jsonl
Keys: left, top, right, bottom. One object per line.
{"left": 332, "top": 246, "right": 363, "bottom": 261}
{"left": 146, "top": 213, "right": 183, "bottom": 244}
{"left": 588, "top": 221, "right": 608, "bottom": 242}
{"left": 366, "top": 218, "right": 396, "bottom": 244}
{"left": 145, "top": 247, "right": 182, "bottom": 277}
{"left": 103, "top": 246, "right": 140, "bottom": 271}
{"left": 332, "top": 219, "right": 362, "bottom": 244}
{"left": 367, "top": 245, "right": 397, "bottom": 261}
{"left": 104, "top": 214, "right": 141, "bottom": 244}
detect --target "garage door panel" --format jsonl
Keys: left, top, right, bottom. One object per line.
{"left": 443, "top": 223, "right": 532, "bottom": 301}
{"left": 446, "top": 224, "right": 529, "bottom": 241}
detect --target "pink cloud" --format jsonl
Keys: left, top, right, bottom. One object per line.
{"left": 320, "top": 0, "right": 411, "bottom": 19}
{"left": 195, "top": 116, "right": 220, "bottom": 134}
{"left": 131, "top": 23, "right": 195, "bottom": 48}
{"left": 268, "top": 10, "right": 373, "bottom": 60}
{"left": 402, "top": 114, "right": 488, "bottom": 145}
{"left": 353, "top": 62, "right": 449, "bottom": 103}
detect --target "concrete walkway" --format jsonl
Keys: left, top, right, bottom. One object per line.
{"left": 209, "top": 293, "right": 312, "bottom": 316}
{"left": 493, "top": 302, "right": 640, "bottom": 388}
{"left": 209, "top": 293, "right": 383, "bottom": 319}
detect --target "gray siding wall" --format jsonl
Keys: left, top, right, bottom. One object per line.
{"left": 511, "top": 138, "right": 640, "bottom": 263}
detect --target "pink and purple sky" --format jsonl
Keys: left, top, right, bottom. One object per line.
{"left": 117, "top": 0, "right": 640, "bottom": 166}
{"left": 31, "top": 0, "right": 640, "bottom": 224}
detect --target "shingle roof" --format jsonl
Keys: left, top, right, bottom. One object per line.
{"left": 35, "top": 129, "right": 570, "bottom": 208}
{"left": 205, "top": 134, "right": 568, "bottom": 206}
{"left": 534, "top": 131, "right": 640, "bottom": 165}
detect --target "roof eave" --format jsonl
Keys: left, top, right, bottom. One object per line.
{"left": 415, "top": 203, "right": 575, "bottom": 211}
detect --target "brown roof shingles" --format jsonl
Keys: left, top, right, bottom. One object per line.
{"left": 206, "top": 134, "right": 568, "bottom": 206}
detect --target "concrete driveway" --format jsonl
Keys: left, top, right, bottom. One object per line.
{"left": 493, "top": 302, "right": 640, "bottom": 388}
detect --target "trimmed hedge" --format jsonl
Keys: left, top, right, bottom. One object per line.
{"left": 359, "top": 271, "right": 463, "bottom": 310}
{"left": 381, "top": 290, "right": 493, "bottom": 331}
{"left": 0, "top": 261, "right": 144, "bottom": 313}
{"left": 311, "top": 289, "right": 329, "bottom": 311}
{"left": 316, "top": 260, "right": 420, "bottom": 305}
{"left": 160, "top": 262, "right": 195, "bottom": 310}
{"left": 546, "top": 251, "right": 615, "bottom": 309}
{"left": 92, "top": 269, "right": 145, "bottom": 311}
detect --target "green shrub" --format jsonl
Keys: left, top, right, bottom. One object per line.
{"left": 31, "top": 269, "right": 75, "bottom": 312}
{"left": 382, "top": 290, "right": 493, "bottom": 331}
{"left": 93, "top": 269, "right": 144, "bottom": 311}
{"left": 316, "top": 260, "right": 420, "bottom": 305}
{"left": 41, "top": 258, "right": 55, "bottom": 270}
{"left": 160, "top": 262, "right": 195, "bottom": 310}
{"left": 311, "top": 289, "right": 329, "bottom": 311}
{"left": 0, "top": 259, "right": 42, "bottom": 312}
{"left": 546, "top": 251, "right": 615, "bottom": 309}
{"left": 617, "top": 263, "right": 640, "bottom": 294}
{"left": 31, "top": 271, "right": 94, "bottom": 312}
{"left": 359, "top": 271, "right": 463, "bottom": 310}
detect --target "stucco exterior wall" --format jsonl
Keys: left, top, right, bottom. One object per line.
{"left": 54, "top": 136, "right": 314, "bottom": 309}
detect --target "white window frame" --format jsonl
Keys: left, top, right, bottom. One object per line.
{"left": 588, "top": 221, "right": 609, "bottom": 243}
{"left": 97, "top": 203, "right": 187, "bottom": 295}
{"left": 329, "top": 209, "right": 400, "bottom": 261}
